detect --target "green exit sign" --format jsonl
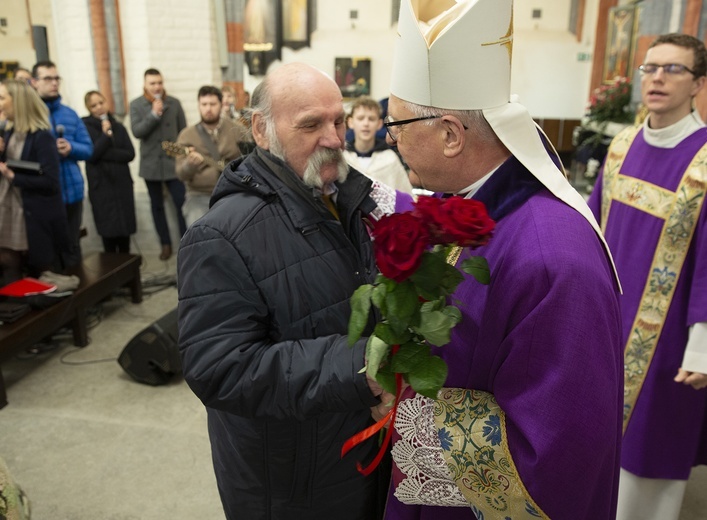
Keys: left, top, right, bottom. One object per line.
{"left": 577, "top": 52, "right": 592, "bottom": 62}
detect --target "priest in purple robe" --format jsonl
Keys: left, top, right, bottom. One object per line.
{"left": 588, "top": 33, "right": 707, "bottom": 520}
{"left": 380, "top": 1, "right": 624, "bottom": 519}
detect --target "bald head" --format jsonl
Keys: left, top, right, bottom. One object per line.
{"left": 269, "top": 63, "right": 340, "bottom": 103}
{"left": 251, "top": 63, "right": 348, "bottom": 186}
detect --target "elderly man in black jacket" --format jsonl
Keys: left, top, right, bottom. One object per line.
{"left": 177, "top": 63, "right": 395, "bottom": 520}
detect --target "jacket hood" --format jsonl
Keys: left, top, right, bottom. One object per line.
{"left": 210, "top": 148, "right": 280, "bottom": 206}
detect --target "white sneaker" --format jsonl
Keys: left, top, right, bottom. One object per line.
{"left": 39, "top": 271, "right": 80, "bottom": 292}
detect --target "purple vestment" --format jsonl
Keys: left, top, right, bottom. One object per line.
{"left": 385, "top": 158, "right": 624, "bottom": 519}
{"left": 588, "top": 129, "right": 707, "bottom": 480}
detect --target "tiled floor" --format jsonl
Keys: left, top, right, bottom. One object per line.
{"left": 0, "top": 190, "right": 224, "bottom": 519}
{"left": 0, "top": 193, "right": 706, "bottom": 519}
{"left": 0, "top": 245, "right": 224, "bottom": 519}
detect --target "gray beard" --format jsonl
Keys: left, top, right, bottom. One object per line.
{"left": 302, "top": 147, "right": 349, "bottom": 189}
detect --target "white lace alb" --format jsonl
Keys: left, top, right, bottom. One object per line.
{"left": 391, "top": 394, "right": 467, "bottom": 507}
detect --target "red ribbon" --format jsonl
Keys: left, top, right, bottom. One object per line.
{"left": 341, "top": 369, "right": 403, "bottom": 476}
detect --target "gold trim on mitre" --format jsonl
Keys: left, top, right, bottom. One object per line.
{"left": 391, "top": 0, "right": 512, "bottom": 110}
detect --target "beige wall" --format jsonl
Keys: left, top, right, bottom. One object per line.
{"left": 0, "top": 0, "right": 39, "bottom": 71}
{"left": 4, "top": 0, "right": 602, "bottom": 119}
{"left": 119, "top": 0, "right": 221, "bottom": 125}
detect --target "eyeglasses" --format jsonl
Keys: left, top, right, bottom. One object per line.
{"left": 37, "top": 76, "right": 62, "bottom": 82}
{"left": 383, "top": 115, "right": 441, "bottom": 142}
{"left": 638, "top": 63, "right": 696, "bottom": 76}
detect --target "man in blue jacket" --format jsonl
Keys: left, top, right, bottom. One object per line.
{"left": 32, "top": 61, "right": 93, "bottom": 268}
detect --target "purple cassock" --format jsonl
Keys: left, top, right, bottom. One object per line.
{"left": 384, "top": 157, "right": 624, "bottom": 520}
{"left": 588, "top": 128, "right": 707, "bottom": 480}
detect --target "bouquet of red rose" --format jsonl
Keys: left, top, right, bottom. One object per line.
{"left": 343, "top": 195, "right": 495, "bottom": 474}
{"left": 348, "top": 195, "right": 495, "bottom": 399}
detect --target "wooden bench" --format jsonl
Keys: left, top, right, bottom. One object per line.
{"left": 0, "top": 252, "right": 142, "bottom": 408}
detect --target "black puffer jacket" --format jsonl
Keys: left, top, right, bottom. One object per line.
{"left": 177, "top": 148, "right": 384, "bottom": 520}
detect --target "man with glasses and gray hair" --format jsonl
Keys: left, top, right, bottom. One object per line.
{"left": 588, "top": 33, "right": 707, "bottom": 520}
{"left": 31, "top": 60, "right": 93, "bottom": 268}
{"left": 382, "top": 1, "right": 623, "bottom": 519}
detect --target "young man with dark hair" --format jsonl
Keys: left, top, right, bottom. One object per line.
{"left": 176, "top": 85, "right": 242, "bottom": 225}
{"left": 129, "top": 68, "right": 187, "bottom": 260}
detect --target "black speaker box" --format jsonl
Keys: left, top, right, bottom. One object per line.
{"left": 32, "top": 26, "right": 50, "bottom": 63}
{"left": 118, "top": 308, "right": 181, "bottom": 385}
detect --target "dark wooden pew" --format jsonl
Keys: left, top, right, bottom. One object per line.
{"left": 0, "top": 253, "right": 142, "bottom": 408}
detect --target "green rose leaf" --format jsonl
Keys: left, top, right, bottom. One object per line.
{"left": 375, "top": 323, "right": 412, "bottom": 346}
{"left": 348, "top": 284, "right": 374, "bottom": 345}
{"left": 387, "top": 316, "right": 408, "bottom": 337}
{"left": 421, "top": 298, "right": 446, "bottom": 313}
{"left": 386, "top": 280, "right": 420, "bottom": 334}
{"left": 439, "top": 262, "right": 465, "bottom": 295}
{"left": 408, "top": 356, "right": 448, "bottom": 399}
{"left": 390, "top": 342, "right": 430, "bottom": 373}
{"left": 365, "top": 335, "right": 391, "bottom": 379}
{"left": 371, "top": 283, "right": 388, "bottom": 313}
{"left": 385, "top": 281, "right": 421, "bottom": 321}
{"left": 461, "top": 256, "right": 491, "bottom": 285}
{"left": 414, "top": 310, "right": 457, "bottom": 346}
{"left": 379, "top": 276, "right": 397, "bottom": 290}
{"left": 410, "top": 251, "right": 447, "bottom": 300}
{"left": 375, "top": 363, "right": 397, "bottom": 395}
{"left": 441, "top": 305, "right": 462, "bottom": 325}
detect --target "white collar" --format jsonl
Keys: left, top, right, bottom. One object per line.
{"left": 457, "top": 168, "right": 497, "bottom": 198}
{"left": 643, "top": 111, "right": 705, "bottom": 148}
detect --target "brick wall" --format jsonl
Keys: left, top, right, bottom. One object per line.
{"left": 119, "top": 0, "right": 220, "bottom": 126}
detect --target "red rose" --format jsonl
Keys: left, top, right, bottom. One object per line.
{"left": 373, "top": 213, "right": 430, "bottom": 282}
{"left": 414, "top": 195, "right": 495, "bottom": 247}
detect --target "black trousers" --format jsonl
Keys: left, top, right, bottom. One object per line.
{"left": 62, "top": 200, "right": 83, "bottom": 268}
{"left": 102, "top": 236, "right": 131, "bottom": 253}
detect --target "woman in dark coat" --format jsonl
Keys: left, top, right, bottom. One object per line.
{"left": 0, "top": 79, "right": 69, "bottom": 281}
{"left": 82, "top": 90, "right": 136, "bottom": 253}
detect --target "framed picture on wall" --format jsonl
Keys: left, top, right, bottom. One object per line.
{"left": 602, "top": 4, "right": 639, "bottom": 84}
{"left": 282, "top": 0, "right": 311, "bottom": 49}
{"left": 334, "top": 57, "right": 371, "bottom": 99}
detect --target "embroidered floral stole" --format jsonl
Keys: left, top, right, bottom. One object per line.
{"left": 601, "top": 126, "right": 707, "bottom": 432}
{"left": 392, "top": 389, "right": 549, "bottom": 519}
